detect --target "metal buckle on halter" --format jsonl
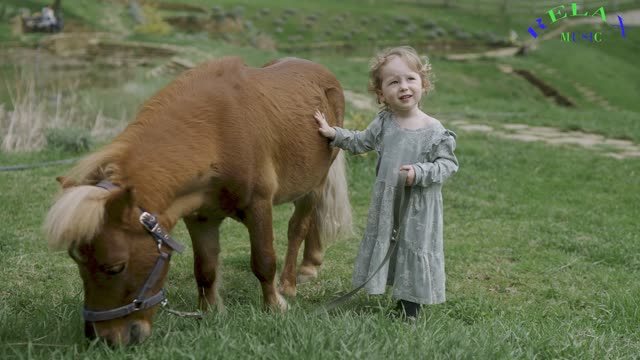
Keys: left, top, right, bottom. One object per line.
{"left": 132, "top": 299, "right": 143, "bottom": 311}
{"left": 139, "top": 211, "right": 185, "bottom": 254}
{"left": 139, "top": 212, "right": 159, "bottom": 233}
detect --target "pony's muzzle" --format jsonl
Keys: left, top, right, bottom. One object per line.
{"left": 84, "top": 319, "right": 151, "bottom": 346}
{"left": 128, "top": 321, "right": 150, "bottom": 344}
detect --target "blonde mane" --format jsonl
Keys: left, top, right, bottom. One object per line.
{"left": 44, "top": 186, "right": 111, "bottom": 250}
{"left": 44, "top": 143, "right": 129, "bottom": 251}
{"left": 65, "top": 142, "right": 128, "bottom": 186}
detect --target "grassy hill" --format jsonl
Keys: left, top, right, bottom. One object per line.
{"left": 2, "top": 0, "right": 638, "bottom": 141}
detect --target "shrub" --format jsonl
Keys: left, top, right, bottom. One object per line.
{"left": 44, "top": 127, "right": 92, "bottom": 153}
{"left": 134, "top": 5, "right": 171, "bottom": 35}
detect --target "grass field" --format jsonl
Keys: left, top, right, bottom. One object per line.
{"left": 1, "top": 131, "right": 639, "bottom": 358}
{"left": 1, "top": 0, "right": 639, "bottom": 358}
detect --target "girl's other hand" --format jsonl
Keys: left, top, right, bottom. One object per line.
{"left": 314, "top": 110, "right": 337, "bottom": 139}
{"left": 399, "top": 165, "right": 415, "bottom": 186}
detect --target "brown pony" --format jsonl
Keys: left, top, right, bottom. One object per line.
{"left": 44, "top": 57, "right": 352, "bottom": 345}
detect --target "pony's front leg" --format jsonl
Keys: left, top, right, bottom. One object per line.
{"left": 245, "top": 200, "right": 287, "bottom": 311}
{"left": 280, "top": 194, "right": 315, "bottom": 297}
{"left": 184, "top": 215, "right": 224, "bottom": 312}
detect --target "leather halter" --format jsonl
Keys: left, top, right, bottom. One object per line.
{"left": 82, "top": 180, "right": 185, "bottom": 322}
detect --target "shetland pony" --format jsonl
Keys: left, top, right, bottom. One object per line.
{"left": 44, "top": 57, "right": 352, "bottom": 345}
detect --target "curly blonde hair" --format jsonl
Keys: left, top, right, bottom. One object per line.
{"left": 367, "top": 46, "right": 434, "bottom": 105}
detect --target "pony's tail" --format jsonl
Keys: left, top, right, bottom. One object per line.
{"left": 316, "top": 150, "right": 353, "bottom": 245}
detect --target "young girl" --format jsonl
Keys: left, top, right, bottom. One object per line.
{"left": 314, "top": 46, "right": 458, "bottom": 319}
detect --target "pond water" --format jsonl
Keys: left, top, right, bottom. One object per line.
{"left": 0, "top": 45, "right": 173, "bottom": 145}
{"left": 0, "top": 47, "right": 139, "bottom": 104}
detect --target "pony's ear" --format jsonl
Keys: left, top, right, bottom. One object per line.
{"left": 56, "top": 176, "right": 76, "bottom": 189}
{"left": 105, "top": 186, "right": 134, "bottom": 223}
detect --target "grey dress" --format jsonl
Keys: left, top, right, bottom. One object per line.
{"left": 330, "top": 110, "right": 458, "bottom": 304}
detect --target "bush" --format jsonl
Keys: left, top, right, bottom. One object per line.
{"left": 44, "top": 127, "right": 92, "bottom": 153}
{"left": 134, "top": 5, "right": 171, "bottom": 35}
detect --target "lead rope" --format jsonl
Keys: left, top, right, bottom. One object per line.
{"left": 312, "top": 169, "right": 409, "bottom": 315}
{"left": 161, "top": 302, "right": 204, "bottom": 319}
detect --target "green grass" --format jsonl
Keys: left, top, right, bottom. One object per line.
{"left": 1, "top": 130, "right": 639, "bottom": 358}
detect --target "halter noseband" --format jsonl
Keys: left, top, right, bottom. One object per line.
{"left": 82, "top": 180, "right": 185, "bottom": 322}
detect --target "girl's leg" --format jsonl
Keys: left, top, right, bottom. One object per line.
{"left": 393, "top": 299, "right": 421, "bottom": 319}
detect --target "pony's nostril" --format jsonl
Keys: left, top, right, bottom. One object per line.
{"left": 129, "top": 323, "right": 141, "bottom": 344}
{"left": 84, "top": 321, "right": 97, "bottom": 340}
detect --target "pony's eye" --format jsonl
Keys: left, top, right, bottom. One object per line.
{"left": 101, "top": 263, "right": 126, "bottom": 275}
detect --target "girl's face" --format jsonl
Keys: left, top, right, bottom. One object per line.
{"left": 376, "top": 56, "right": 424, "bottom": 115}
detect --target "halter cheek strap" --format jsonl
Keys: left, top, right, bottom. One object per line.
{"left": 82, "top": 181, "right": 185, "bottom": 322}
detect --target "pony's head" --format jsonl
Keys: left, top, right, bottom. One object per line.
{"left": 44, "top": 177, "right": 169, "bottom": 345}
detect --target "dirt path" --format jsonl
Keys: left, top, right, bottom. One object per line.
{"left": 343, "top": 91, "right": 640, "bottom": 160}
{"left": 450, "top": 120, "right": 640, "bottom": 159}
{"left": 446, "top": 47, "right": 521, "bottom": 61}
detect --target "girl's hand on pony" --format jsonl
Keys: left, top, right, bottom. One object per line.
{"left": 313, "top": 110, "right": 337, "bottom": 140}
{"left": 399, "top": 165, "right": 415, "bottom": 186}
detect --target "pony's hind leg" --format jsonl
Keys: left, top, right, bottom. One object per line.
{"left": 184, "top": 214, "right": 224, "bottom": 312}
{"left": 298, "top": 214, "right": 323, "bottom": 284}
{"left": 244, "top": 199, "right": 287, "bottom": 311}
{"left": 298, "top": 150, "right": 353, "bottom": 284}
{"left": 279, "top": 193, "right": 316, "bottom": 297}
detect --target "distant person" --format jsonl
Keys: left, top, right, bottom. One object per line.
{"left": 313, "top": 46, "right": 458, "bottom": 320}
{"left": 37, "top": 5, "right": 58, "bottom": 32}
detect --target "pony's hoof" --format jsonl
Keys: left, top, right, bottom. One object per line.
{"left": 274, "top": 293, "right": 289, "bottom": 312}
{"left": 296, "top": 266, "right": 318, "bottom": 284}
{"left": 278, "top": 283, "right": 297, "bottom": 297}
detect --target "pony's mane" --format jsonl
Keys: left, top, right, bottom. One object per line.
{"left": 65, "top": 142, "right": 128, "bottom": 185}
{"left": 44, "top": 186, "right": 110, "bottom": 251}
{"left": 44, "top": 143, "right": 129, "bottom": 251}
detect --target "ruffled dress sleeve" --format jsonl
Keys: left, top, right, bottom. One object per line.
{"left": 411, "top": 130, "right": 458, "bottom": 187}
